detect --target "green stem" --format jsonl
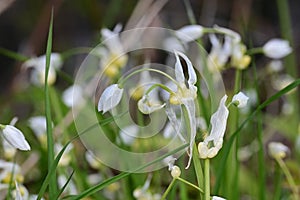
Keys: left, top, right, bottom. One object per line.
{"left": 204, "top": 159, "right": 210, "bottom": 200}
{"left": 273, "top": 162, "right": 282, "bottom": 200}
{"left": 161, "top": 178, "right": 176, "bottom": 200}
{"left": 177, "top": 177, "right": 204, "bottom": 193}
{"left": 275, "top": 157, "right": 299, "bottom": 200}
{"left": 192, "top": 142, "right": 204, "bottom": 199}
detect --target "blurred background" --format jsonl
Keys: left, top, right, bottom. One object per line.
{"left": 0, "top": 0, "right": 299, "bottom": 94}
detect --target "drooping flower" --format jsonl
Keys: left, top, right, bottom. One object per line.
{"left": 232, "top": 91, "right": 249, "bottom": 108}
{"left": 198, "top": 95, "right": 229, "bottom": 159}
{"left": 175, "top": 25, "right": 204, "bottom": 43}
{"left": 22, "top": 53, "right": 63, "bottom": 86}
{"left": 28, "top": 116, "right": 48, "bottom": 146}
{"left": 98, "top": 84, "right": 123, "bottom": 113}
{"left": 166, "top": 51, "right": 198, "bottom": 169}
{"left": 268, "top": 142, "right": 290, "bottom": 159}
{"left": 263, "top": 39, "right": 292, "bottom": 59}
{"left": 62, "top": 84, "right": 85, "bottom": 108}
{"left": 0, "top": 124, "right": 31, "bottom": 151}
{"left": 0, "top": 160, "right": 24, "bottom": 184}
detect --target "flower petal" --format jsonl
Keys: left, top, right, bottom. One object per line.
{"left": 98, "top": 84, "right": 123, "bottom": 113}
{"left": 232, "top": 91, "right": 249, "bottom": 108}
{"left": 175, "top": 25, "right": 204, "bottom": 43}
{"left": 2, "top": 125, "right": 31, "bottom": 151}
{"left": 263, "top": 39, "right": 292, "bottom": 59}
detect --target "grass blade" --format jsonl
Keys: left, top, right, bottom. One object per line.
{"left": 55, "top": 170, "right": 75, "bottom": 199}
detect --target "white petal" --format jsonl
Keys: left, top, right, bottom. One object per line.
{"left": 2, "top": 125, "right": 31, "bottom": 151}
{"left": 212, "top": 196, "right": 226, "bottom": 200}
{"left": 175, "top": 25, "right": 204, "bottom": 42}
{"left": 137, "top": 95, "right": 165, "bottom": 114}
{"left": 174, "top": 51, "right": 197, "bottom": 87}
{"left": 182, "top": 99, "right": 196, "bottom": 169}
{"left": 213, "top": 25, "right": 241, "bottom": 43}
{"left": 62, "top": 85, "right": 85, "bottom": 108}
{"left": 98, "top": 84, "right": 123, "bottom": 113}
{"left": 205, "top": 95, "right": 229, "bottom": 145}
{"left": 268, "top": 142, "right": 290, "bottom": 159}
{"left": 28, "top": 116, "right": 47, "bottom": 137}
{"left": 232, "top": 91, "right": 249, "bottom": 108}
{"left": 165, "top": 104, "right": 185, "bottom": 142}
{"left": 263, "top": 39, "right": 292, "bottom": 59}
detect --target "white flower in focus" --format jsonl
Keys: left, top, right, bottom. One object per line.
{"left": 175, "top": 25, "right": 204, "bottom": 43}
{"left": 268, "top": 142, "right": 290, "bottom": 159}
{"left": 98, "top": 84, "right": 123, "bottom": 113}
{"left": 23, "top": 53, "right": 63, "bottom": 86}
{"left": 167, "top": 51, "right": 198, "bottom": 169}
{"left": 198, "top": 95, "right": 229, "bottom": 159}
{"left": 0, "top": 125, "right": 31, "bottom": 151}
{"left": 232, "top": 92, "right": 249, "bottom": 108}
{"left": 138, "top": 95, "right": 165, "bottom": 114}
{"left": 263, "top": 39, "right": 292, "bottom": 59}
{"left": 212, "top": 196, "right": 226, "bottom": 200}
{"left": 62, "top": 84, "right": 85, "bottom": 108}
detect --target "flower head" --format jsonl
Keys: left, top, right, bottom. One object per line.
{"left": 62, "top": 84, "right": 85, "bottom": 108}
{"left": 0, "top": 125, "right": 31, "bottom": 151}
{"left": 232, "top": 91, "right": 249, "bottom": 108}
{"left": 175, "top": 25, "right": 204, "bottom": 43}
{"left": 98, "top": 84, "right": 123, "bottom": 113}
{"left": 198, "top": 95, "right": 229, "bottom": 159}
{"left": 268, "top": 142, "right": 290, "bottom": 159}
{"left": 138, "top": 95, "right": 165, "bottom": 114}
{"left": 263, "top": 39, "right": 292, "bottom": 59}
{"left": 23, "top": 53, "right": 63, "bottom": 86}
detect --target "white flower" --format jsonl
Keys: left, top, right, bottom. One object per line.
{"left": 55, "top": 143, "right": 73, "bottom": 166}
{"left": 166, "top": 51, "right": 197, "bottom": 169}
{"left": 0, "top": 125, "right": 30, "bottom": 151}
{"left": 267, "top": 60, "right": 283, "bottom": 73}
{"left": 268, "top": 142, "right": 290, "bottom": 159}
{"left": 118, "top": 125, "right": 139, "bottom": 145}
{"left": 212, "top": 196, "right": 226, "bottom": 200}
{"left": 213, "top": 25, "right": 241, "bottom": 43}
{"left": 2, "top": 139, "right": 16, "bottom": 159}
{"left": 98, "top": 84, "right": 123, "bottom": 113}
{"left": 138, "top": 95, "right": 165, "bottom": 114}
{"left": 85, "top": 151, "right": 102, "bottom": 169}
{"left": 272, "top": 74, "right": 295, "bottom": 92}
{"left": 207, "top": 34, "right": 232, "bottom": 71}
{"left": 62, "top": 84, "right": 85, "bottom": 108}
{"left": 23, "top": 53, "right": 63, "bottom": 86}
{"left": 58, "top": 174, "right": 78, "bottom": 195}
{"left": 14, "top": 182, "right": 29, "bottom": 200}
{"left": 198, "top": 95, "right": 229, "bottom": 159}
{"left": 263, "top": 39, "right": 292, "bottom": 59}
{"left": 170, "top": 165, "right": 181, "bottom": 178}
{"left": 232, "top": 92, "right": 249, "bottom": 108}
{"left": 28, "top": 116, "right": 47, "bottom": 138}
{"left": 175, "top": 25, "right": 204, "bottom": 43}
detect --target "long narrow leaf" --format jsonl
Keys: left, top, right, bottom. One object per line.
{"left": 44, "top": 8, "right": 57, "bottom": 198}
{"left": 55, "top": 170, "right": 75, "bottom": 199}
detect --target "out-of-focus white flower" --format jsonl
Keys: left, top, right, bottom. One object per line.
{"left": 198, "top": 95, "right": 229, "bottom": 159}
{"left": 62, "top": 84, "right": 85, "bottom": 108}
{"left": 175, "top": 25, "right": 204, "bottom": 43}
{"left": 0, "top": 124, "right": 30, "bottom": 151}
{"left": 232, "top": 92, "right": 249, "bottom": 108}
{"left": 28, "top": 116, "right": 47, "bottom": 145}
{"left": 98, "top": 84, "right": 123, "bottom": 113}
{"left": 268, "top": 142, "right": 290, "bottom": 159}
{"left": 2, "top": 139, "right": 16, "bottom": 160}
{"left": 163, "top": 155, "right": 177, "bottom": 171}
{"left": 267, "top": 60, "right": 283, "bottom": 73}
{"left": 0, "top": 160, "right": 23, "bottom": 183}
{"left": 272, "top": 74, "right": 295, "bottom": 92}
{"left": 166, "top": 51, "right": 198, "bottom": 169}
{"left": 163, "top": 37, "right": 185, "bottom": 52}
{"left": 212, "top": 196, "right": 226, "bottom": 200}
{"left": 207, "top": 34, "right": 232, "bottom": 71}
{"left": 85, "top": 151, "right": 102, "bottom": 169}
{"left": 118, "top": 125, "right": 139, "bottom": 145}
{"left": 133, "top": 175, "right": 161, "bottom": 200}
{"left": 213, "top": 25, "right": 241, "bottom": 43}
{"left": 231, "top": 43, "right": 251, "bottom": 70}
{"left": 138, "top": 95, "right": 165, "bottom": 114}
{"left": 14, "top": 182, "right": 29, "bottom": 200}
{"left": 23, "top": 53, "right": 63, "bottom": 86}
{"left": 263, "top": 39, "right": 292, "bottom": 59}
{"left": 58, "top": 174, "right": 78, "bottom": 195}
{"left": 87, "top": 173, "right": 103, "bottom": 185}
{"left": 55, "top": 143, "right": 73, "bottom": 166}
{"left": 97, "top": 25, "right": 128, "bottom": 78}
